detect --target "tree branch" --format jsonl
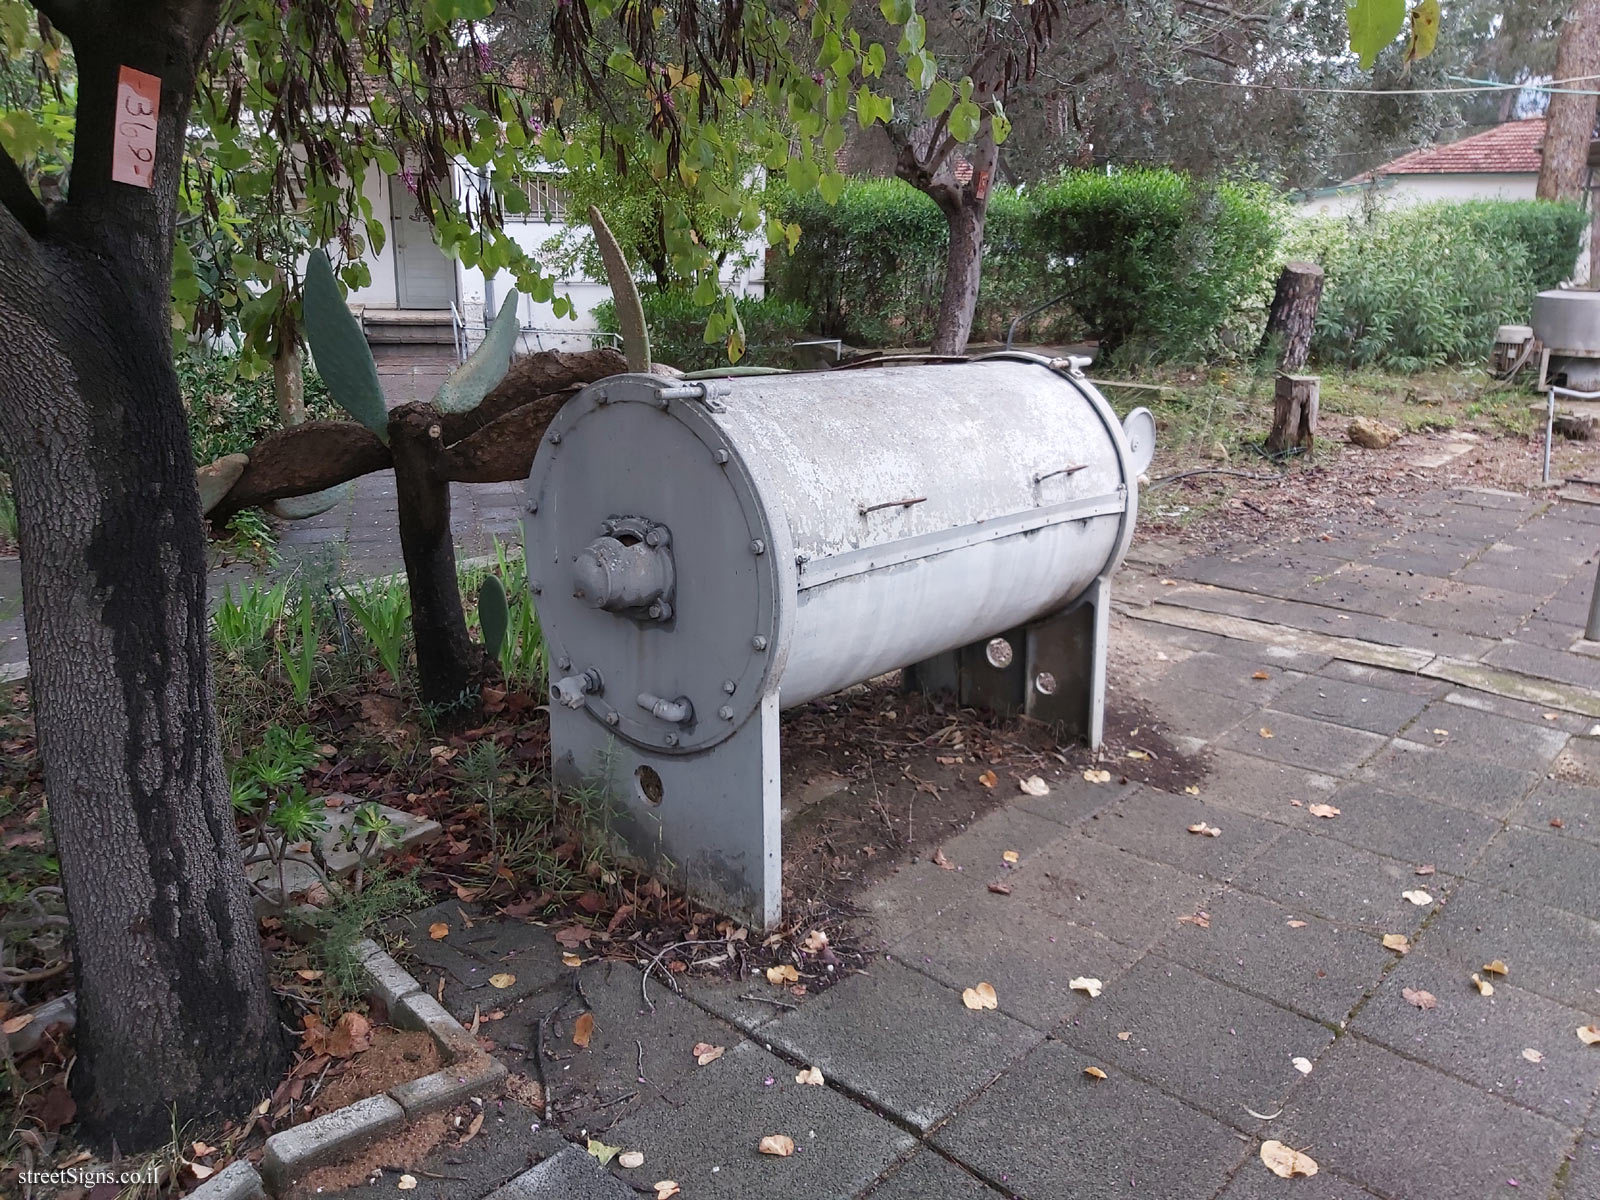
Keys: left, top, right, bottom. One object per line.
{"left": 0, "top": 148, "right": 48, "bottom": 239}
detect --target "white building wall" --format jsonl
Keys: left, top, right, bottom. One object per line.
{"left": 1298, "top": 173, "right": 1537, "bottom": 217}
{"left": 344, "top": 161, "right": 769, "bottom": 353}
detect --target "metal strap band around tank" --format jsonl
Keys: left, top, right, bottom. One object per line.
{"left": 796, "top": 488, "right": 1129, "bottom": 591}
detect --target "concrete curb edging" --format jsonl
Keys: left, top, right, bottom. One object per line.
{"left": 190, "top": 938, "right": 506, "bottom": 1200}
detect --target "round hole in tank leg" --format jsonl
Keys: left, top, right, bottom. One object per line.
{"left": 1035, "top": 671, "right": 1058, "bottom": 696}
{"left": 635, "top": 765, "right": 665, "bottom": 806}
{"left": 985, "top": 637, "right": 1014, "bottom": 669}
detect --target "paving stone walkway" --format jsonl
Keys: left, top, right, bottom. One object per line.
{"left": 324, "top": 484, "right": 1600, "bottom": 1199}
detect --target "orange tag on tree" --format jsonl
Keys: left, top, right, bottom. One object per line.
{"left": 112, "top": 66, "right": 160, "bottom": 188}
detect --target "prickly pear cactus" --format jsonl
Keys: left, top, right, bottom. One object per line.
{"left": 435, "top": 291, "right": 523, "bottom": 414}
{"left": 478, "top": 574, "right": 509, "bottom": 659}
{"left": 588, "top": 205, "right": 651, "bottom": 373}
{"left": 302, "top": 249, "right": 390, "bottom": 443}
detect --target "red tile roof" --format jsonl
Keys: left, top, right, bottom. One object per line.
{"left": 1350, "top": 117, "right": 1546, "bottom": 182}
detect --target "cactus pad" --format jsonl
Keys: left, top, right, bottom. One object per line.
{"left": 302, "top": 249, "right": 389, "bottom": 443}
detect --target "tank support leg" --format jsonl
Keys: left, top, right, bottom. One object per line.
{"left": 548, "top": 693, "right": 783, "bottom": 931}
{"left": 903, "top": 577, "right": 1110, "bottom": 750}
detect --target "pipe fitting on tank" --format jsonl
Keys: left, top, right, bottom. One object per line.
{"left": 637, "top": 692, "right": 694, "bottom": 725}
{"left": 551, "top": 668, "right": 604, "bottom": 709}
{"left": 572, "top": 516, "right": 675, "bottom": 620}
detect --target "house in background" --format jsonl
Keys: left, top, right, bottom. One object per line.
{"left": 342, "top": 162, "right": 767, "bottom": 357}
{"left": 1297, "top": 117, "right": 1547, "bottom": 217}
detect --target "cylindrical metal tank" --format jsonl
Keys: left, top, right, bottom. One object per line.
{"left": 1533, "top": 289, "right": 1600, "bottom": 389}
{"left": 524, "top": 352, "right": 1153, "bottom": 926}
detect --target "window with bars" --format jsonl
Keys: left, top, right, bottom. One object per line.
{"left": 513, "top": 173, "right": 571, "bottom": 223}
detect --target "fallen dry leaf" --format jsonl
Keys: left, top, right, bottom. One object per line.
{"left": 429, "top": 922, "right": 449, "bottom": 940}
{"left": 191, "top": 1141, "right": 218, "bottom": 1158}
{"left": 1523, "top": 1048, "right": 1544, "bottom": 1063}
{"left": 1552, "top": 817, "right": 1566, "bottom": 829}
{"left": 1431, "top": 728, "right": 1448, "bottom": 737}
{"left": 618, "top": 1151, "right": 645, "bottom": 1169}
{"left": 1084, "top": 1066, "right": 1107, "bottom": 1080}
{"left": 1002, "top": 849, "right": 1021, "bottom": 864}
{"left": 758, "top": 1134, "right": 795, "bottom": 1157}
{"left": 1287, "top": 920, "right": 1307, "bottom": 929}
{"left": 295, "top": 968, "right": 324, "bottom": 982}
{"left": 1403, "top": 987, "right": 1438, "bottom": 1010}
{"left": 586, "top": 1139, "right": 621, "bottom": 1166}
{"left": 962, "top": 982, "right": 999, "bottom": 1010}
{"left": 655, "top": 1183, "right": 680, "bottom": 1200}
{"left": 1252, "top": 671, "right": 1270, "bottom": 680}
{"left": 1472, "top": 973, "right": 1494, "bottom": 997}
{"left": 1288, "top": 799, "right": 1303, "bottom": 807}
{"left": 766, "top": 964, "right": 800, "bottom": 986}
{"left": 1127, "top": 749, "right": 1151, "bottom": 761}
{"left": 1179, "top": 911, "right": 1211, "bottom": 928}
{"left": 562, "top": 952, "right": 583, "bottom": 968}
{"left": 795, "top": 1066, "right": 824, "bottom": 1086}
{"left": 489, "top": 972, "right": 516, "bottom": 989}
{"left": 1307, "top": 803, "right": 1341, "bottom": 819}
{"left": 1482, "top": 960, "right": 1508, "bottom": 976}
{"left": 1, "top": 1013, "right": 34, "bottom": 1035}
{"left": 692, "top": 1042, "right": 725, "bottom": 1066}
{"left": 1579, "top": 1025, "right": 1600, "bottom": 1046}
{"left": 802, "top": 929, "right": 830, "bottom": 953}
{"left": 1117, "top": 1031, "right": 1132, "bottom": 1041}
{"left": 1544, "top": 711, "right": 1559, "bottom": 720}
{"left": 1260, "top": 1140, "right": 1318, "bottom": 1179}
{"left": 325, "top": 1011, "right": 373, "bottom": 1058}
{"left": 460, "top": 1111, "right": 485, "bottom": 1146}
{"left": 1187, "top": 822, "right": 1221, "bottom": 837}
{"left": 1401, "top": 889, "right": 1434, "bottom": 906}
{"left": 189, "top": 1163, "right": 215, "bottom": 1181}
{"left": 1382, "top": 934, "right": 1410, "bottom": 954}
{"left": 987, "top": 882, "right": 1013, "bottom": 895}
{"left": 1415, "top": 864, "right": 1436, "bottom": 876}
{"left": 932, "top": 848, "right": 957, "bottom": 870}
{"left": 1259, "top": 727, "right": 1274, "bottom": 739}
{"left": 554, "top": 925, "right": 588, "bottom": 948}
{"left": 1083, "top": 768, "right": 1112, "bottom": 784}
{"left": 1070, "top": 976, "right": 1104, "bottom": 998}
{"left": 978, "top": 770, "right": 997, "bottom": 788}
{"left": 1019, "top": 776, "right": 1050, "bottom": 796}
{"left": 397, "top": 1175, "right": 417, "bottom": 1191}
{"left": 1184, "top": 785, "right": 1200, "bottom": 796}
{"left": 572, "top": 1012, "right": 595, "bottom": 1049}
{"left": 1292, "top": 1056, "right": 1313, "bottom": 1075}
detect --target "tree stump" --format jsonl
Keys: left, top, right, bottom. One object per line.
{"left": 1260, "top": 261, "right": 1325, "bottom": 372}
{"left": 1267, "top": 374, "right": 1319, "bottom": 455}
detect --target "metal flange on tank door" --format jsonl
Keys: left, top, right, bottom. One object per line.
{"left": 524, "top": 373, "right": 791, "bottom": 758}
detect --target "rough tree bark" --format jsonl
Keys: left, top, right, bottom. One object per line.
{"left": 894, "top": 113, "right": 1001, "bottom": 356}
{"left": 1259, "top": 261, "right": 1324, "bottom": 372}
{"left": 0, "top": 0, "right": 287, "bottom": 1150}
{"left": 1539, "top": 0, "right": 1600, "bottom": 201}
{"left": 389, "top": 404, "right": 479, "bottom": 710}
{"left": 274, "top": 336, "right": 306, "bottom": 427}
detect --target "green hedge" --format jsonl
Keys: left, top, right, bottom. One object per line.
{"left": 179, "top": 351, "right": 336, "bottom": 465}
{"left": 768, "top": 170, "right": 1282, "bottom": 360}
{"left": 595, "top": 290, "right": 814, "bottom": 372}
{"left": 1289, "top": 200, "right": 1586, "bottom": 370}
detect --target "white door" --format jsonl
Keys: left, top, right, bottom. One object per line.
{"left": 390, "top": 176, "right": 456, "bottom": 309}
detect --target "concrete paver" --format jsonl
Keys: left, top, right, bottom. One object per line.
{"left": 761, "top": 957, "right": 1043, "bottom": 1133}
{"left": 1318, "top": 782, "right": 1503, "bottom": 873}
{"left": 1231, "top": 828, "right": 1453, "bottom": 933}
{"left": 861, "top": 1148, "right": 1005, "bottom": 1199}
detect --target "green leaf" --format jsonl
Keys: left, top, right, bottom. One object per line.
{"left": 1347, "top": 0, "right": 1406, "bottom": 69}
{"left": 879, "top": 0, "right": 913, "bottom": 23}
{"left": 434, "top": 291, "right": 522, "bottom": 413}
{"left": 991, "top": 100, "right": 1012, "bottom": 146}
{"left": 1403, "top": 0, "right": 1440, "bottom": 63}
{"left": 948, "top": 99, "right": 981, "bottom": 143}
{"left": 924, "top": 78, "right": 954, "bottom": 120}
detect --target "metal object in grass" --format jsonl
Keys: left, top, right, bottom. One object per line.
{"left": 524, "top": 352, "right": 1153, "bottom": 928}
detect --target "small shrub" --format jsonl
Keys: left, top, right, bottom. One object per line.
{"left": 1028, "top": 168, "right": 1284, "bottom": 363}
{"left": 594, "top": 290, "right": 814, "bottom": 371}
{"left": 310, "top": 868, "right": 430, "bottom": 1006}
{"left": 1287, "top": 200, "right": 1580, "bottom": 370}
{"left": 179, "top": 350, "right": 337, "bottom": 465}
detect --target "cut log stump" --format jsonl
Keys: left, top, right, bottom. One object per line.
{"left": 1267, "top": 374, "right": 1319, "bottom": 455}
{"left": 1260, "top": 261, "right": 1325, "bottom": 373}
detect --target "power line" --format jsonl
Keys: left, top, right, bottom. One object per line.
{"left": 1176, "top": 72, "right": 1600, "bottom": 98}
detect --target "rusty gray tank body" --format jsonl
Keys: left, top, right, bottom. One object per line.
{"left": 524, "top": 352, "right": 1154, "bottom": 927}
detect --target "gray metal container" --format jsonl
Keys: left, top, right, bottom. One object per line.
{"left": 525, "top": 352, "right": 1153, "bottom": 926}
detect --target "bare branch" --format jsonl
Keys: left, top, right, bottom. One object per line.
{"left": 0, "top": 148, "right": 47, "bottom": 239}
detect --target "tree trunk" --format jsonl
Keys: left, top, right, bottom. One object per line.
{"left": 0, "top": 8, "right": 286, "bottom": 1150}
{"left": 1539, "top": 0, "right": 1600, "bottom": 201}
{"left": 896, "top": 113, "right": 1001, "bottom": 356}
{"left": 389, "top": 403, "right": 478, "bottom": 711}
{"left": 1259, "top": 261, "right": 1325, "bottom": 372}
{"left": 1266, "top": 374, "right": 1319, "bottom": 455}
{"left": 0, "top": 222, "right": 286, "bottom": 1154}
{"left": 274, "top": 334, "right": 306, "bottom": 427}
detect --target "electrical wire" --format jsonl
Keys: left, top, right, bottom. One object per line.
{"left": 1175, "top": 72, "right": 1600, "bottom": 99}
